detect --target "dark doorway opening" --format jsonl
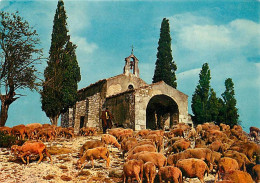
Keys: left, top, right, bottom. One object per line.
{"left": 80, "top": 116, "right": 85, "bottom": 129}
{"left": 146, "top": 95, "right": 179, "bottom": 130}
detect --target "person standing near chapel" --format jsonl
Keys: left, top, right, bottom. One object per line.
{"left": 100, "top": 108, "right": 113, "bottom": 134}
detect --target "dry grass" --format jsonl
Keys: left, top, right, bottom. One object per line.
{"left": 60, "top": 175, "right": 72, "bottom": 181}
{"left": 43, "top": 175, "right": 55, "bottom": 180}
{"left": 77, "top": 170, "right": 91, "bottom": 177}
{"left": 56, "top": 155, "right": 71, "bottom": 162}
{"left": 47, "top": 146, "right": 74, "bottom": 155}
{"left": 59, "top": 165, "right": 68, "bottom": 170}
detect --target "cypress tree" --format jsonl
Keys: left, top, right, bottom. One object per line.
{"left": 41, "top": 0, "right": 81, "bottom": 125}
{"left": 60, "top": 41, "right": 81, "bottom": 113}
{"left": 221, "top": 78, "right": 239, "bottom": 127}
{"left": 191, "top": 63, "right": 211, "bottom": 124}
{"left": 207, "top": 88, "right": 220, "bottom": 123}
{"left": 153, "top": 18, "right": 177, "bottom": 88}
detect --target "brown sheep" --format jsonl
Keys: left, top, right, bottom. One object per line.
{"left": 174, "top": 123, "right": 191, "bottom": 132}
{"left": 211, "top": 151, "right": 222, "bottom": 167}
{"left": 230, "top": 142, "right": 260, "bottom": 161}
{"left": 167, "top": 128, "right": 184, "bottom": 138}
{"left": 79, "top": 140, "right": 105, "bottom": 157}
{"left": 215, "top": 157, "right": 239, "bottom": 183}
{"left": 166, "top": 139, "right": 190, "bottom": 155}
{"left": 144, "top": 134, "right": 164, "bottom": 152}
{"left": 176, "top": 158, "right": 209, "bottom": 183}
{"left": 123, "top": 159, "right": 144, "bottom": 183}
{"left": 77, "top": 147, "right": 110, "bottom": 169}
{"left": 148, "top": 130, "right": 164, "bottom": 136}
{"left": 209, "top": 140, "right": 223, "bottom": 152}
{"left": 109, "top": 128, "right": 133, "bottom": 140}
{"left": 11, "top": 124, "right": 26, "bottom": 140}
{"left": 167, "top": 148, "right": 213, "bottom": 171}
{"left": 223, "top": 150, "right": 251, "bottom": 171}
{"left": 0, "top": 126, "right": 12, "bottom": 135}
{"left": 122, "top": 142, "right": 138, "bottom": 158}
{"left": 108, "top": 128, "right": 124, "bottom": 137}
{"left": 250, "top": 131, "right": 259, "bottom": 141}
{"left": 196, "top": 124, "right": 203, "bottom": 136}
{"left": 165, "top": 137, "right": 182, "bottom": 148}
{"left": 78, "top": 127, "right": 97, "bottom": 136}
{"left": 221, "top": 170, "right": 254, "bottom": 183}
{"left": 251, "top": 164, "right": 260, "bottom": 183}
{"left": 136, "top": 129, "right": 151, "bottom": 137}
{"left": 126, "top": 144, "right": 157, "bottom": 158}
{"left": 121, "top": 137, "right": 138, "bottom": 158}
{"left": 101, "top": 134, "right": 121, "bottom": 149}
{"left": 143, "top": 162, "right": 156, "bottom": 183}
{"left": 158, "top": 166, "right": 182, "bottom": 183}
{"left": 37, "top": 127, "right": 55, "bottom": 141}
{"left": 26, "top": 123, "right": 42, "bottom": 129}
{"left": 118, "top": 133, "right": 133, "bottom": 143}
{"left": 167, "top": 151, "right": 187, "bottom": 166}
{"left": 187, "top": 127, "right": 197, "bottom": 140}
{"left": 25, "top": 126, "right": 36, "bottom": 140}
{"left": 220, "top": 123, "right": 230, "bottom": 132}
{"left": 128, "top": 152, "right": 167, "bottom": 169}
{"left": 250, "top": 126, "right": 260, "bottom": 133}
{"left": 195, "top": 139, "right": 207, "bottom": 148}
{"left": 11, "top": 141, "right": 52, "bottom": 165}
{"left": 132, "top": 139, "right": 155, "bottom": 148}
{"left": 183, "top": 148, "right": 213, "bottom": 171}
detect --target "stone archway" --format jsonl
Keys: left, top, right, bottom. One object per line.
{"left": 146, "top": 94, "right": 179, "bottom": 130}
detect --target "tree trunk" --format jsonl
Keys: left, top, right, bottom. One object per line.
{"left": 0, "top": 100, "right": 9, "bottom": 127}
{"left": 0, "top": 93, "right": 17, "bottom": 127}
{"left": 50, "top": 115, "right": 59, "bottom": 126}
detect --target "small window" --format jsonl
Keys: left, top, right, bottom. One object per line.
{"left": 128, "top": 84, "right": 134, "bottom": 90}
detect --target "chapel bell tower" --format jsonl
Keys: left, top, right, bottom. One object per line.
{"left": 123, "top": 47, "right": 140, "bottom": 77}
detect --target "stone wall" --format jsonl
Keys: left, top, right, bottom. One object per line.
{"left": 74, "top": 100, "right": 87, "bottom": 133}
{"left": 105, "top": 90, "right": 135, "bottom": 129}
{"left": 134, "top": 81, "right": 189, "bottom": 130}
{"left": 106, "top": 74, "right": 147, "bottom": 97}
{"left": 86, "top": 92, "right": 103, "bottom": 130}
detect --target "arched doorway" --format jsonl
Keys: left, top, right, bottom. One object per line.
{"left": 146, "top": 95, "right": 179, "bottom": 130}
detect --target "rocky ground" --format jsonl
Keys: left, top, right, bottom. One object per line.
{"left": 0, "top": 134, "right": 215, "bottom": 183}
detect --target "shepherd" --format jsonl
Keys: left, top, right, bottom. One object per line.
{"left": 100, "top": 108, "right": 113, "bottom": 134}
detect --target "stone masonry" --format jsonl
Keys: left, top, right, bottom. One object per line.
{"left": 61, "top": 53, "right": 192, "bottom": 132}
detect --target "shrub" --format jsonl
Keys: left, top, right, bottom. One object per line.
{"left": 0, "top": 131, "right": 16, "bottom": 148}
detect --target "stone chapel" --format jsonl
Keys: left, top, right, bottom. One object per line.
{"left": 61, "top": 53, "right": 191, "bottom": 133}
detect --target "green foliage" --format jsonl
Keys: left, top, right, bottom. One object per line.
{"left": 191, "top": 63, "right": 211, "bottom": 124}
{"left": 207, "top": 88, "right": 220, "bottom": 122}
{"left": 0, "top": 131, "right": 16, "bottom": 147}
{"left": 0, "top": 11, "right": 42, "bottom": 126}
{"left": 153, "top": 18, "right": 177, "bottom": 88}
{"left": 220, "top": 78, "right": 239, "bottom": 127}
{"left": 60, "top": 41, "right": 81, "bottom": 113}
{"left": 41, "top": 0, "right": 81, "bottom": 125}
{"left": 191, "top": 63, "right": 239, "bottom": 126}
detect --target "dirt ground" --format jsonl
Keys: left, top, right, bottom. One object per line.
{"left": 0, "top": 134, "right": 216, "bottom": 183}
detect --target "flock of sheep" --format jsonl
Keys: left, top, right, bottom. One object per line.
{"left": 0, "top": 122, "right": 259, "bottom": 183}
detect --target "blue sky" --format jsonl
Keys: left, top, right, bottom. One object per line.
{"left": 0, "top": 0, "right": 259, "bottom": 132}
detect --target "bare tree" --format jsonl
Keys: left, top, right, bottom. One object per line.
{"left": 0, "top": 11, "right": 43, "bottom": 126}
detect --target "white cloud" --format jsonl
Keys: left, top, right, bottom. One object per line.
{"left": 171, "top": 14, "right": 260, "bottom": 56}
{"left": 65, "top": 2, "right": 91, "bottom": 35}
{"left": 71, "top": 36, "right": 98, "bottom": 54}
{"left": 169, "top": 13, "right": 260, "bottom": 131}
{"left": 177, "top": 68, "right": 201, "bottom": 79}
{"left": 169, "top": 13, "right": 213, "bottom": 30}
